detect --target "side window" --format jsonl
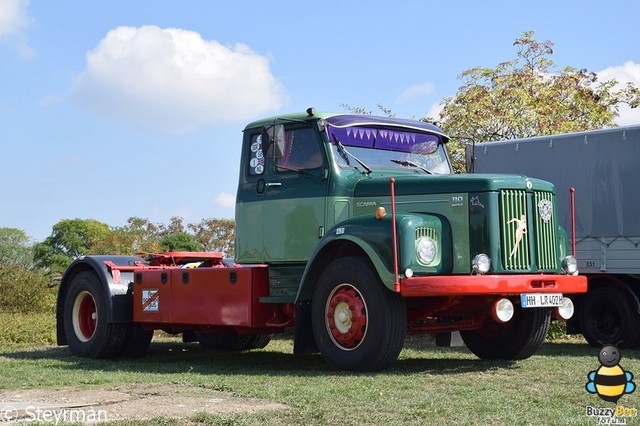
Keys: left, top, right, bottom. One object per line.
{"left": 248, "top": 133, "right": 265, "bottom": 176}
{"left": 277, "top": 128, "right": 323, "bottom": 172}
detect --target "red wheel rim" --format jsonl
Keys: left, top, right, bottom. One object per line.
{"left": 325, "top": 284, "right": 367, "bottom": 350}
{"left": 72, "top": 291, "right": 97, "bottom": 342}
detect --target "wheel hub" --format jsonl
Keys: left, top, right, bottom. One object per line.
{"left": 72, "top": 291, "right": 97, "bottom": 342}
{"left": 326, "top": 284, "right": 367, "bottom": 350}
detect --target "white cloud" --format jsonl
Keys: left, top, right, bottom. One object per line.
{"left": 214, "top": 192, "right": 236, "bottom": 209}
{"left": 0, "top": 0, "right": 29, "bottom": 39}
{"left": 397, "top": 82, "right": 435, "bottom": 102}
{"left": 71, "top": 26, "right": 287, "bottom": 133}
{"left": 597, "top": 61, "right": 640, "bottom": 126}
{"left": 425, "top": 102, "right": 443, "bottom": 121}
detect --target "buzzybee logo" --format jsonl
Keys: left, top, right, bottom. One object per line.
{"left": 586, "top": 346, "right": 635, "bottom": 403}
{"left": 585, "top": 346, "right": 637, "bottom": 425}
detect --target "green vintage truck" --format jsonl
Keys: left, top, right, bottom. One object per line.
{"left": 56, "top": 109, "right": 587, "bottom": 371}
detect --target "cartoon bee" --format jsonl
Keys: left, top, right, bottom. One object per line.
{"left": 586, "top": 345, "right": 636, "bottom": 403}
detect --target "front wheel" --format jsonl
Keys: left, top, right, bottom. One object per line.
{"left": 63, "top": 271, "right": 126, "bottom": 358}
{"left": 461, "top": 306, "right": 551, "bottom": 360}
{"left": 311, "top": 257, "right": 406, "bottom": 371}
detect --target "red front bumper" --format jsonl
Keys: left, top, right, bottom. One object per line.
{"left": 399, "top": 274, "right": 587, "bottom": 297}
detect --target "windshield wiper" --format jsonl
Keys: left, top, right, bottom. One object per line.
{"left": 332, "top": 135, "right": 372, "bottom": 174}
{"left": 390, "top": 159, "right": 433, "bottom": 174}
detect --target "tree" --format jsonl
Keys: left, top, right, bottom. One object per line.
{"left": 158, "top": 233, "right": 202, "bottom": 252}
{"left": 188, "top": 218, "right": 235, "bottom": 257}
{"left": 89, "top": 217, "right": 161, "bottom": 255}
{"left": 437, "top": 30, "right": 639, "bottom": 171}
{"left": 0, "top": 227, "right": 35, "bottom": 269}
{"left": 340, "top": 103, "right": 396, "bottom": 117}
{"left": 33, "top": 219, "right": 111, "bottom": 272}
{"left": 88, "top": 216, "right": 235, "bottom": 256}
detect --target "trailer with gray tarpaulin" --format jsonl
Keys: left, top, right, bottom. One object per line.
{"left": 467, "top": 125, "right": 640, "bottom": 347}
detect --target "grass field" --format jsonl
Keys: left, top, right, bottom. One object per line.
{"left": 2, "top": 325, "right": 639, "bottom": 425}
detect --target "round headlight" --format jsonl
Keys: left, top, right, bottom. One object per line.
{"left": 416, "top": 237, "right": 437, "bottom": 265}
{"left": 472, "top": 253, "right": 491, "bottom": 274}
{"left": 562, "top": 256, "right": 578, "bottom": 275}
{"left": 491, "top": 298, "right": 514, "bottom": 323}
{"left": 553, "top": 297, "right": 575, "bottom": 320}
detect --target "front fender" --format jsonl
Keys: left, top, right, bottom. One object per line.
{"left": 297, "top": 213, "right": 448, "bottom": 301}
{"left": 56, "top": 255, "right": 146, "bottom": 345}
{"left": 293, "top": 215, "right": 397, "bottom": 351}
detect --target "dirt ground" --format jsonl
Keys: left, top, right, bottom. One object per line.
{"left": 0, "top": 383, "right": 288, "bottom": 423}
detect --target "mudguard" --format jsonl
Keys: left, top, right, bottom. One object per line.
{"left": 296, "top": 212, "right": 446, "bottom": 301}
{"left": 56, "top": 255, "right": 146, "bottom": 345}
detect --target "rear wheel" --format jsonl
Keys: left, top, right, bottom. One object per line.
{"left": 461, "top": 306, "right": 551, "bottom": 360}
{"left": 579, "top": 287, "right": 640, "bottom": 348}
{"left": 63, "top": 272, "right": 126, "bottom": 358}
{"left": 119, "top": 324, "right": 153, "bottom": 358}
{"left": 196, "top": 331, "right": 272, "bottom": 351}
{"left": 311, "top": 257, "right": 406, "bottom": 371}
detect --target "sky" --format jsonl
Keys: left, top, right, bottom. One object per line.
{"left": 1, "top": 0, "right": 639, "bottom": 242}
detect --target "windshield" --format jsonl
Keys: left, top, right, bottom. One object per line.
{"left": 326, "top": 125, "right": 452, "bottom": 174}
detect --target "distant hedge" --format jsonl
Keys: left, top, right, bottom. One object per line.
{"left": 0, "top": 266, "right": 56, "bottom": 314}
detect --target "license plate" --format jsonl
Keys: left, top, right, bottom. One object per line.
{"left": 520, "top": 293, "right": 563, "bottom": 308}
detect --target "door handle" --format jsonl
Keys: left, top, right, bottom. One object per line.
{"left": 265, "top": 182, "right": 282, "bottom": 188}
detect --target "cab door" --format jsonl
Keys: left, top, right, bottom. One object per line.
{"left": 235, "top": 125, "right": 328, "bottom": 264}
{"left": 262, "top": 125, "right": 328, "bottom": 262}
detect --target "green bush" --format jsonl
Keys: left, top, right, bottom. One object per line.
{"left": 0, "top": 311, "right": 56, "bottom": 345}
{"left": 0, "top": 266, "right": 57, "bottom": 314}
{"left": 546, "top": 319, "right": 569, "bottom": 340}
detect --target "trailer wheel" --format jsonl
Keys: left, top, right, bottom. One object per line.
{"left": 63, "top": 271, "right": 126, "bottom": 358}
{"left": 311, "top": 257, "right": 406, "bottom": 371}
{"left": 579, "top": 287, "right": 640, "bottom": 348}
{"left": 461, "top": 306, "right": 551, "bottom": 360}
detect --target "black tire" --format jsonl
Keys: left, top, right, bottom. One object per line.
{"left": 311, "top": 256, "right": 406, "bottom": 371}
{"left": 461, "top": 306, "right": 551, "bottom": 360}
{"left": 63, "top": 271, "right": 126, "bottom": 358}
{"left": 243, "top": 334, "right": 273, "bottom": 350}
{"left": 579, "top": 287, "right": 640, "bottom": 348}
{"left": 119, "top": 324, "right": 153, "bottom": 358}
{"left": 196, "top": 331, "right": 272, "bottom": 351}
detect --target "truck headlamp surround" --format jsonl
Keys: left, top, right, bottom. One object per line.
{"left": 472, "top": 253, "right": 491, "bottom": 275}
{"left": 562, "top": 255, "right": 578, "bottom": 275}
{"left": 416, "top": 237, "right": 437, "bottom": 265}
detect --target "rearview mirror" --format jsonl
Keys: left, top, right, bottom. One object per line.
{"left": 262, "top": 124, "right": 285, "bottom": 159}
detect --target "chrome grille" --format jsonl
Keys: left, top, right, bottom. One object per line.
{"left": 500, "top": 190, "right": 530, "bottom": 270}
{"left": 499, "top": 190, "right": 558, "bottom": 271}
{"left": 415, "top": 226, "right": 437, "bottom": 241}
